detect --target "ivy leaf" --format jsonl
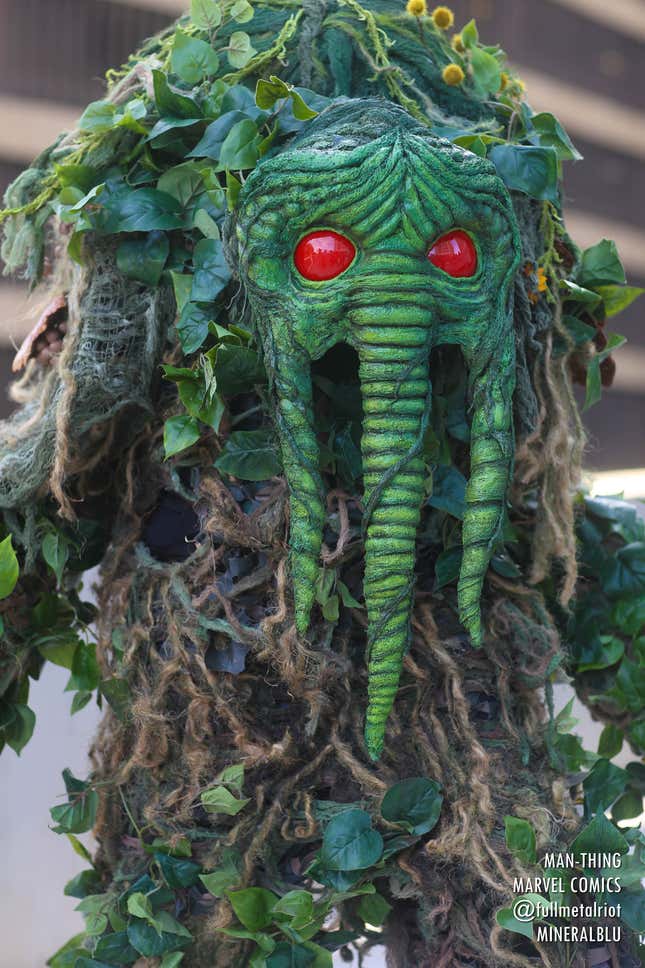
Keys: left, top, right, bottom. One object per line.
{"left": 78, "top": 100, "right": 116, "bottom": 133}
{"left": 200, "top": 849, "right": 242, "bottom": 897}
{"left": 227, "top": 31, "right": 256, "bottom": 69}
{"left": 576, "top": 634, "right": 624, "bottom": 672}
{"left": 427, "top": 464, "right": 466, "bottom": 519}
{"left": 171, "top": 30, "right": 220, "bottom": 85}
{"left": 177, "top": 302, "right": 213, "bottom": 354}
{"left": 155, "top": 852, "right": 202, "bottom": 889}
{"left": 127, "top": 919, "right": 190, "bottom": 957}
{"left": 164, "top": 415, "right": 201, "bottom": 458}
{"left": 578, "top": 238, "right": 626, "bottom": 288}
{"left": 496, "top": 899, "right": 537, "bottom": 940}
{"left": 357, "top": 891, "right": 392, "bottom": 927}
{"left": 66, "top": 643, "right": 100, "bottom": 693}
{"left": 0, "top": 534, "right": 19, "bottom": 599}
{"left": 215, "top": 429, "right": 282, "bottom": 481}
{"left": 191, "top": 238, "right": 231, "bottom": 301}
{"left": 255, "top": 76, "right": 318, "bottom": 120}
{"left": 215, "top": 344, "right": 265, "bottom": 396}
{"left": 320, "top": 808, "right": 384, "bottom": 871}
{"left": 470, "top": 46, "right": 501, "bottom": 98}
{"left": 227, "top": 887, "right": 278, "bottom": 931}
{"left": 504, "top": 816, "right": 536, "bottom": 865}
{"left": 596, "top": 284, "right": 644, "bottom": 317}
{"left": 489, "top": 144, "right": 559, "bottom": 204}
{"left": 217, "top": 118, "right": 261, "bottom": 171}
{"left": 50, "top": 771, "right": 99, "bottom": 834}
{"left": 381, "top": 777, "right": 443, "bottom": 836}
{"left": 189, "top": 110, "right": 248, "bottom": 160}
{"left": 598, "top": 726, "right": 624, "bottom": 761}
{"left": 528, "top": 112, "right": 581, "bottom": 161}
{"left": 102, "top": 187, "right": 184, "bottom": 233}
{"left": 93, "top": 932, "right": 139, "bottom": 964}
{"left": 116, "top": 232, "right": 170, "bottom": 286}
{"left": 571, "top": 812, "right": 629, "bottom": 858}
{"left": 190, "top": 0, "right": 222, "bottom": 29}
{"left": 201, "top": 785, "right": 250, "bottom": 815}
{"left": 231, "top": 0, "right": 254, "bottom": 21}
{"left": 5, "top": 704, "right": 36, "bottom": 755}
{"left": 152, "top": 69, "right": 202, "bottom": 119}
{"left": 218, "top": 762, "right": 245, "bottom": 795}
{"left": 433, "top": 546, "right": 462, "bottom": 591}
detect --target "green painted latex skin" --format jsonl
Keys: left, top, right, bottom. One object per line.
{"left": 230, "top": 102, "right": 521, "bottom": 760}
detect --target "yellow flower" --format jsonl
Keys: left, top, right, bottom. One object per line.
{"left": 432, "top": 5, "right": 454, "bottom": 28}
{"left": 452, "top": 33, "right": 465, "bottom": 53}
{"left": 442, "top": 63, "right": 465, "bottom": 86}
{"left": 499, "top": 71, "right": 509, "bottom": 91}
{"left": 537, "top": 267, "right": 548, "bottom": 292}
{"left": 406, "top": 0, "right": 427, "bottom": 16}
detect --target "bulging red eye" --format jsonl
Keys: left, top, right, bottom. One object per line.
{"left": 427, "top": 230, "right": 478, "bottom": 278}
{"left": 294, "top": 230, "right": 356, "bottom": 281}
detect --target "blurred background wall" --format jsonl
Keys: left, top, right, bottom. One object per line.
{"left": 0, "top": 1, "right": 642, "bottom": 965}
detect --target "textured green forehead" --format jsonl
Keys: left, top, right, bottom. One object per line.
{"left": 234, "top": 100, "right": 519, "bottom": 365}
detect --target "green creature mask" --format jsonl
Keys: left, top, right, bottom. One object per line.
{"left": 230, "top": 100, "right": 521, "bottom": 760}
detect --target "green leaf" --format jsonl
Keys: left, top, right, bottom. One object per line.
{"left": 504, "top": 816, "right": 536, "bottom": 865}
{"left": 66, "top": 643, "right": 100, "bottom": 693}
{"left": 227, "top": 30, "right": 256, "bottom": 69}
{"left": 214, "top": 344, "right": 265, "bottom": 396}
{"left": 50, "top": 779, "right": 99, "bottom": 834}
{"left": 178, "top": 378, "right": 225, "bottom": 431}
{"left": 194, "top": 208, "right": 220, "bottom": 238}
{"left": 200, "top": 850, "right": 242, "bottom": 897}
{"left": 100, "top": 677, "right": 131, "bottom": 721}
{"left": 489, "top": 145, "right": 559, "bottom": 204}
{"left": 529, "top": 112, "right": 581, "bottom": 161}
{"left": 576, "top": 634, "right": 624, "bottom": 672}
{"left": 171, "top": 30, "right": 219, "bottom": 85}
{"left": 560, "top": 279, "right": 602, "bottom": 308}
{"left": 255, "top": 76, "right": 317, "bottom": 119}
{"left": 177, "top": 302, "right": 213, "bottom": 354}
{"left": 578, "top": 238, "right": 626, "bottom": 288}
{"left": 191, "top": 238, "right": 231, "bottom": 301}
{"left": 571, "top": 812, "right": 629, "bottom": 858}
{"left": 427, "top": 464, "right": 466, "bottom": 519}
{"left": 226, "top": 170, "right": 242, "bottom": 210}
{"left": 322, "top": 595, "right": 339, "bottom": 623}
{"left": 215, "top": 429, "right": 282, "bottom": 481}
{"left": 228, "top": 886, "right": 278, "bottom": 931}
{"left": 595, "top": 284, "right": 644, "bottom": 317}
{"left": 218, "top": 762, "right": 245, "bottom": 794}
{"left": 217, "top": 118, "right": 261, "bottom": 171}
{"left": 116, "top": 231, "right": 170, "bottom": 286}
{"left": 266, "top": 944, "right": 315, "bottom": 968}
{"left": 272, "top": 890, "right": 314, "bottom": 926}
{"left": 190, "top": 0, "right": 222, "bottom": 29}
{"left": 605, "top": 657, "right": 645, "bottom": 713}
{"left": 41, "top": 532, "right": 70, "bottom": 584}
{"left": 201, "top": 785, "right": 250, "bottom": 815}
{"left": 103, "top": 188, "right": 184, "bottom": 233}
{"left": 67, "top": 833, "right": 93, "bottom": 864}
{"left": 470, "top": 46, "right": 501, "bottom": 97}
{"left": 357, "top": 891, "right": 392, "bottom": 927}
{"left": 127, "top": 891, "right": 155, "bottom": 920}
{"left": 127, "top": 919, "right": 190, "bottom": 957}
{"left": 381, "top": 777, "right": 443, "bottom": 836}
{"left": 161, "top": 954, "right": 186, "bottom": 968}
{"left": 612, "top": 790, "right": 643, "bottom": 823}
{"left": 0, "top": 535, "right": 19, "bottom": 599}
{"left": 231, "top": 0, "right": 254, "bottom": 22}
{"left": 5, "top": 704, "right": 36, "bottom": 755}
{"left": 320, "top": 808, "right": 384, "bottom": 871}
{"left": 598, "top": 724, "right": 624, "bottom": 759}
{"left": 433, "top": 546, "right": 462, "bottom": 591}
{"left": 94, "top": 932, "right": 139, "bottom": 964}
{"left": 152, "top": 69, "right": 202, "bottom": 119}
{"left": 496, "top": 901, "right": 534, "bottom": 941}
{"left": 460, "top": 19, "right": 478, "bottom": 48}
{"left": 155, "top": 852, "right": 202, "bottom": 889}
{"left": 583, "top": 355, "right": 601, "bottom": 412}
{"left": 164, "top": 415, "right": 201, "bottom": 458}
{"left": 79, "top": 100, "right": 116, "bottom": 133}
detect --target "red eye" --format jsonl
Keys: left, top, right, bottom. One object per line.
{"left": 294, "top": 230, "right": 356, "bottom": 281}
{"left": 427, "top": 230, "right": 478, "bottom": 278}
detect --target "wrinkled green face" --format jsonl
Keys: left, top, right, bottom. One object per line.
{"left": 231, "top": 101, "right": 521, "bottom": 760}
